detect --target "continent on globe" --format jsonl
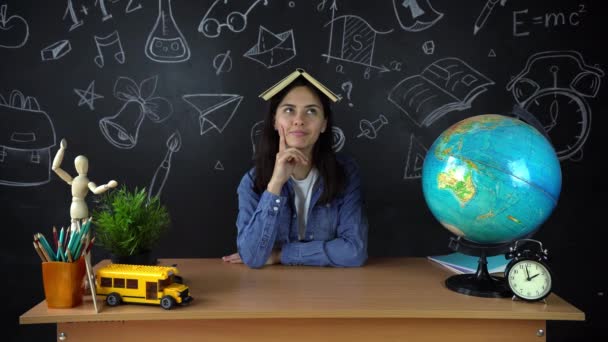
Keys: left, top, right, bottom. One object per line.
{"left": 437, "top": 166, "right": 476, "bottom": 205}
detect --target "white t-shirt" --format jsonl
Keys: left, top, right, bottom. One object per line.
{"left": 291, "top": 168, "right": 319, "bottom": 240}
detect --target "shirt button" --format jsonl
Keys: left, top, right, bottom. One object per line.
{"left": 273, "top": 207, "right": 278, "bottom": 211}
{"left": 275, "top": 199, "right": 281, "bottom": 203}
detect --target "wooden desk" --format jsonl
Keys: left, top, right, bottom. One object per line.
{"left": 20, "top": 258, "right": 584, "bottom": 341}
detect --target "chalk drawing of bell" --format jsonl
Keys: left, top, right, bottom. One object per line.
{"left": 99, "top": 76, "right": 173, "bottom": 149}
{"left": 145, "top": 0, "right": 190, "bottom": 63}
{"left": 244, "top": 26, "right": 296, "bottom": 69}
{"left": 182, "top": 94, "right": 243, "bottom": 136}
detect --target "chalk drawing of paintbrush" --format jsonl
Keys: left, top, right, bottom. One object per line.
{"left": 148, "top": 131, "right": 182, "bottom": 202}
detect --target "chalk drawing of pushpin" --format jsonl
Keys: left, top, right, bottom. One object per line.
{"left": 357, "top": 114, "right": 388, "bottom": 139}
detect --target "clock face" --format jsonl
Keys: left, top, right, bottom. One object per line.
{"left": 524, "top": 89, "right": 590, "bottom": 161}
{"left": 507, "top": 260, "right": 552, "bottom": 301}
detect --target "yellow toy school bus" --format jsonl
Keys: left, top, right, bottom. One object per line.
{"left": 96, "top": 264, "right": 193, "bottom": 310}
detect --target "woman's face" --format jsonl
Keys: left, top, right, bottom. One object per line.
{"left": 274, "top": 86, "right": 327, "bottom": 154}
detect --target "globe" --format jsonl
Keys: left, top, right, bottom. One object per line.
{"left": 422, "top": 114, "right": 562, "bottom": 245}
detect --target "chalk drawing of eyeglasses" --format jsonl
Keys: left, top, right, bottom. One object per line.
{"left": 198, "top": 0, "right": 268, "bottom": 38}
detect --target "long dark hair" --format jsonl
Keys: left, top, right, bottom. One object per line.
{"left": 253, "top": 77, "right": 345, "bottom": 204}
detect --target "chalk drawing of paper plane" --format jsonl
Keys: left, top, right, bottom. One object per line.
{"left": 244, "top": 26, "right": 296, "bottom": 69}
{"left": 183, "top": 94, "right": 243, "bottom": 136}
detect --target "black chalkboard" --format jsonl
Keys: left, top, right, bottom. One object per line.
{"left": 2, "top": 1, "right": 606, "bottom": 340}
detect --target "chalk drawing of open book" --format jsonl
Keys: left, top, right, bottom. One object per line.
{"left": 388, "top": 57, "right": 494, "bottom": 127}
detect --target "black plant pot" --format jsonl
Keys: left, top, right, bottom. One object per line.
{"left": 110, "top": 250, "right": 157, "bottom": 265}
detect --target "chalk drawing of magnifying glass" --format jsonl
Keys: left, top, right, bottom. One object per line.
{"left": 198, "top": 0, "right": 268, "bottom": 38}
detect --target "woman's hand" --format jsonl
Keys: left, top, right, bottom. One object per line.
{"left": 222, "top": 252, "right": 243, "bottom": 264}
{"left": 222, "top": 250, "right": 281, "bottom": 265}
{"left": 266, "top": 249, "right": 282, "bottom": 265}
{"left": 267, "top": 126, "right": 308, "bottom": 194}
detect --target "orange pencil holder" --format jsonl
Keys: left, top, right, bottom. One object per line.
{"left": 41, "top": 258, "right": 86, "bottom": 308}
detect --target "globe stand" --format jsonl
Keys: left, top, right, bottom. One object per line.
{"left": 444, "top": 237, "right": 512, "bottom": 298}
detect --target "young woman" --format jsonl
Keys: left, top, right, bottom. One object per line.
{"left": 223, "top": 73, "right": 368, "bottom": 268}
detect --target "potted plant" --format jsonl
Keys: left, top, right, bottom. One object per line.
{"left": 92, "top": 186, "right": 170, "bottom": 265}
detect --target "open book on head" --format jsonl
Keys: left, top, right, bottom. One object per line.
{"left": 428, "top": 252, "right": 508, "bottom": 274}
{"left": 259, "top": 68, "right": 341, "bottom": 103}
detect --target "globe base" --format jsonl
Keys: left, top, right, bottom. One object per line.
{"left": 446, "top": 272, "right": 511, "bottom": 298}
{"left": 444, "top": 238, "right": 513, "bottom": 298}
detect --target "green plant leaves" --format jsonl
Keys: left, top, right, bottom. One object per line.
{"left": 92, "top": 186, "right": 170, "bottom": 256}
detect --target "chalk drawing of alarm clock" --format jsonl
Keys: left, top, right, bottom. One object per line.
{"left": 507, "top": 51, "right": 604, "bottom": 161}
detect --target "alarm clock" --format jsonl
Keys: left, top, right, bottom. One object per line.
{"left": 504, "top": 239, "right": 553, "bottom": 302}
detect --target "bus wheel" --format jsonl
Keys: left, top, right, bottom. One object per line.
{"left": 160, "top": 296, "right": 175, "bottom": 310}
{"left": 106, "top": 293, "right": 122, "bottom": 306}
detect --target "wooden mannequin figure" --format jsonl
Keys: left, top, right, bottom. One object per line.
{"left": 52, "top": 138, "right": 118, "bottom": 231}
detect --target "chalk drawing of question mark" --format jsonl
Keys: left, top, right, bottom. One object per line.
{"left": 341, "top": 81, "right": 354, "bottom": 107}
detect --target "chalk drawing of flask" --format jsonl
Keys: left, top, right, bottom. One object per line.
{"left": 145, "top": 0, "right": 190, "bottom": 63}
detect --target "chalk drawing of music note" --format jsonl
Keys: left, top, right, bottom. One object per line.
{"left": 93, "top": 31, "right": 125, "bottom": 68}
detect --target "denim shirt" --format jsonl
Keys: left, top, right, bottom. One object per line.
{"left": 236, "top": 154, "right": 368, "bottom": 269}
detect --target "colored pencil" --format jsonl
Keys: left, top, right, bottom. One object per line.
{"left": 33, "top": 241, "right": 46, "bottom": 262}
{"left": 56, "top": 227, "right": 65, "bottom": 260}
{"left": 35, "top": 238, "right": 51, "bottom": 262}
{"left": 52, "top": 226, "right": 58, "bottom": 250}
{"left": 36, "top": 233, "right": 55, "bottom": 261}
{"left": 85, "top": 236, "right": 95, "bottom": 255}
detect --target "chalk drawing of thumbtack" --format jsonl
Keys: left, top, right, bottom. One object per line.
{"left": 357, "top": 114, "right": 388, "bottom": 139}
